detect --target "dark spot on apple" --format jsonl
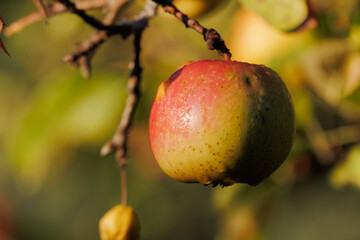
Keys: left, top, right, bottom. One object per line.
{"left": 245, "top": 76, "right": 251, "bottom": 86}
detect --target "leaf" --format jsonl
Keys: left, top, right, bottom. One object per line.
{"left": 5, "top": 71, "right": 126, "bottom": 194}
{"left": 330, "top": 144, "right": 360, "bottom": 189}
{"left": 238, "top": 0, "right": 309, "bottom": 32}
{"left": 0, "top": 13, "right": 10, "bottom": 56}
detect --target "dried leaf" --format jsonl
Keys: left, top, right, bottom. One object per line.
{"left": 0, "top": 14, "right": 10, "bottom": 56}
{"left": 0, "top": 38, "right": 10, "bottom": 56}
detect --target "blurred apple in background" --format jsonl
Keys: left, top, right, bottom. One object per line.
{"left": 173, "top": 0, "right": 226, "bottom": 18}
{"left": 228, "top": 7, "right": 313, "bottom": 65}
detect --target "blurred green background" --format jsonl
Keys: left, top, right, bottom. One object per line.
{"left": 1, "top": 0, "right": 360, "bottom": 239}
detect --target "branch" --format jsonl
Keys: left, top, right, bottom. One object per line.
{"left": 100, "top": 30, "right": 144, "bottom": 162}
{"left": 152, "top": 0, "right": 231, "bottom": 60}
{"left": 57, "top": 0, "right": 106, "bottom": 30}
{"left": 60, "top": 0, "right": 155, "bottom": 78}
{"left": 5, "top": 0, "right": 108, "bottom": 36}
{"left": 32, "top": 0, "right": 50, "bottom": 19}
{"left": 59, "top": 0, "right": 129, "bottom": 77}
{"left": 100, "top": 0, "right": 157, "bottom": 205}
{"left": 101, "top": 0, "right": 157, "bottom": 159}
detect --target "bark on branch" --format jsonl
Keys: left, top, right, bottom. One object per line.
{"left": 152, "top": 0, "right": 231, "bottom": 60}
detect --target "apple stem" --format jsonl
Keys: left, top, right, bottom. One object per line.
{"left": 153, "top": 0, "right": 232, "bottom": 59}
{"left": 120, "top": 162, "right": 128, "bottom": 206}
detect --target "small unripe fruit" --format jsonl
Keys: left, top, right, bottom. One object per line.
{"left": 149, "top": 60, "right": 295, "bottom": 186}
{"left": 99, "top": 205, "right": 141, "bottom": 240}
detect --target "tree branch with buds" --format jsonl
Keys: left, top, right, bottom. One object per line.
{"left": 2, "top": 0, "right": 231, "bottom": 206}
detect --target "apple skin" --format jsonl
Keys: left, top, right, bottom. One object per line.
{"left": 149, "top": 60, "right": 295, "bottom": 186}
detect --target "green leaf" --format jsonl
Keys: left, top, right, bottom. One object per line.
{"left": 238, "top": 0, "right": 309, "bottom": 32}
{"left": 5, "top": 71, "right": 126, "bottom": 194}
{"left": 330, "top": 144, "right": 360, "bottom": 189}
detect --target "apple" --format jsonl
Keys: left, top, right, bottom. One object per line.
{"left": 149, "top": 60, "right": 295, "bottom": 186}
{"left": 173, "top": 0, "right": 225, "bottom": 18}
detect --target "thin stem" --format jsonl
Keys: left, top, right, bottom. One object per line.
{"left": 120, "top": 161, "right": 128, "bottom": 206}
{"left": 57, "top": 0, "right": 106, "bottom": 29}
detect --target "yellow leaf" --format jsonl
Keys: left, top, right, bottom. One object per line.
{"left": 330, "top": 145, "right": 360, "bottom": 189}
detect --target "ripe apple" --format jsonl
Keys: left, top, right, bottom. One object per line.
{"left": 149, "top": 60, "right": 295, "bottom": 186}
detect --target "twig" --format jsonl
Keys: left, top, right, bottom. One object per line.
{"left": 101, "top": 1, "right": 157, "bottom": 159}
{"left": 57, "top": 0, "right": 106, "bottom": 30}
{"left": 32, "top": 0, "right": 50, "bottom": 19}
{"left": 325, "top": 125, "right": 360, "bottom": 147}
{"left": 110, "top": 31, "right": 143, "bottom": 206}
{"left": 5, "top": 0, "right": 108, "bottom": 36}
{"left": 152, "top": 0, "right": 231, "bottom": 60}
{"left": 101, "top": 31, "right": 143, "bottom": 159}
{"left": 59, "top": 0, "right": 131, "bottom": 78}
{"left": 103, "top": 0, "right": 130, "bottom": 25}
{"left": 99, "top": 0, "right": 157, "bottom": 205}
